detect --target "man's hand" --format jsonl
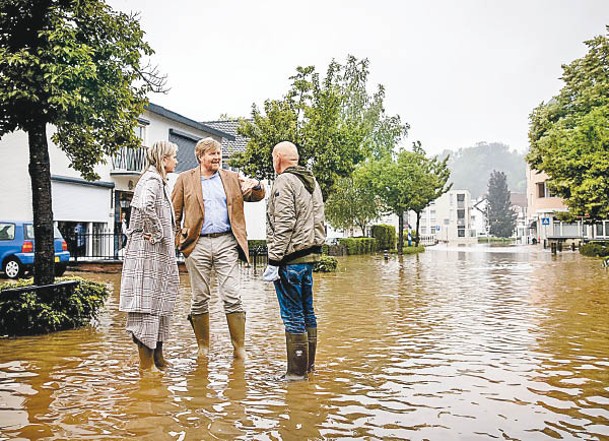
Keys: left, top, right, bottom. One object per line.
{"left": 262, "top": 265, "right": 280, "bottom": 282}
{"left": 239, "top": 175, "right": 261, "bottom": 193}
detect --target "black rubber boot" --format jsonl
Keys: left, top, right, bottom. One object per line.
{"left": 153, "top": 341, "right": 171, "bottom": 369}
{"left": 306, "top": 327, "right": 317, "bottom": 372}
{"left": 284, "top": 332, "right": 309, "bottom": 381}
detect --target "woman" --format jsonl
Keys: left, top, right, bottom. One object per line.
{"left": 119, "top": 141, "right": 179, "bottom": 370}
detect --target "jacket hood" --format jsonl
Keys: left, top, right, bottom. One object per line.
{"left": 283, "top": 166, "right": 316, "bottom": 194}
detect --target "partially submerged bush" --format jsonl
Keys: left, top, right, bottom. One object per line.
{"left": 580, "top": 241, "right": 609, "bottom": 258}
{"left": 0, "top": 277, "right": 109, "bottom": 336}
{"left": 314, "top": 255, "right": 338, "bottom": 272}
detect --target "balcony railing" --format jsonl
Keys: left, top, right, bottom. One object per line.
{"left": 111, "top": 146, "right": 147, "bottom": 174}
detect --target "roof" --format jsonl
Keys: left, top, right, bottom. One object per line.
{"left": 201, "top": 120, "right": 249, "bottom": 156}
{"left": 510, "top": 192, "right": 527, "bottom": 208}
{"left": 146, "top": 103, "right": 235, "bottom": 141}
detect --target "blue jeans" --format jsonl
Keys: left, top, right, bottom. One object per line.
{"left": 274, "top": 263, "right": 317, "bottom": 334}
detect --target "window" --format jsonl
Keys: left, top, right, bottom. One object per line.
{"left": 536, "top": 181, "right": 554, "bottom": 198}
{"left": 134, "top": 124, "right": 146, "bottom": 142}
{"left": 0, "top": 223, "right": 15, "bottom": 240}
{"left": 457, "top": 193, "right": 465, "bottom": 202}
{"left": 458, "top": 228, "right": 465, "bottom": 237}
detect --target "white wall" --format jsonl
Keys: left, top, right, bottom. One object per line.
{"left": 0, "top": 130, "right": 31, "bottom": 220}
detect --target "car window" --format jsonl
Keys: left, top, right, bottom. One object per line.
{"left": 54, "top": 226, "right": 64, "bottom": 239}
{"left": 24, "top": 224, "right": 34, "bottom": 240}
{"left": 0, "top": 223, "right": 15, "bottom": 240}
{"left": 22, "top": 225, "right": 65, "bottom": 239}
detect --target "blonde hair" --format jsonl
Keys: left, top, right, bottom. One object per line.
{"left": 195, "top": 137, "right": 222, "bottom": 163}
{"left": 144, "top": 140, "right": 178, "bottom": 181}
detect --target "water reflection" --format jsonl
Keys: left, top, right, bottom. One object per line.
{"left": 1, "top": 244, "right": 608, "bottom": 440}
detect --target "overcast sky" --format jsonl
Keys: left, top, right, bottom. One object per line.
{"left": 107, "top": 0, "right": 608, "bottom": 155}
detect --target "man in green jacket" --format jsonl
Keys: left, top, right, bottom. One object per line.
{"left": 263, "top": 141, "right": 326, "bottom": 380}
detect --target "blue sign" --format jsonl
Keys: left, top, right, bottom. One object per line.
{"left": 435, "top": 225, "right": 441, "bottom": 231}
{"left": 541, "top": 217, "right": 550, "bottom": 226}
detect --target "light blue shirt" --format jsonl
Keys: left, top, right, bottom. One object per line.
{"left": 200, "top": 172, "right": 231, "bottom": 234}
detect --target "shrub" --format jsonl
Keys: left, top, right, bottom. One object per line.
{"left": 371, "top": 224, "right": 396, "bottom": 251}
{"left": 314, "top": 255, "right": 338, "bottom": 272}
{"left": 248, "top": 240, "right": 267, "bottom": 250}
{"left": 401, "top": 245, "right": 426, "bottom": 255}
{"left": 0, "top": 277, "right": 109, "bottom": 336}
{"left": 338, "top": 237, "right": 377, "bottom": 255}
{"left": 580, "top": 241, "right": 609, "bottom": 257}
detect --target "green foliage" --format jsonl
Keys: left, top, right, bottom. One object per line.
{"left": 486, "top": 170, "right": 517, "bottom": 238}
{"left": 442, "top": 142, "right": 526, "bottom": 198}
{"left": 248, "top": 240, "right": 267, "bottom": 250}
{"left": 325, "top": 174, "right": 380, "bottom": 234}
{"left": 313, "top": 255, "right": 338, "bottom": 272}
{"left": 579, "top": 241, "right": 609, "bottom": 258}
{"left": 338, "top": 237, "right": 377, "bottom": 255}
{"left": 233, "top": 56, "right": 408, "bottom": 199}
{"left": 0, "top": 0, "right": 162, "bottom": 178}
{"left": 359, "top": 143, "right": 451, "bottom": 250}
{"left": 400, "top": 245, "right": 425, "bottom": 255}
{"left": 527, "top": 27, "right": 609, "bottom": 220}
{"left": 371, "top": 224, "right": 396, "bottom": 251}
{"left": 0, "top": 277, "right": 109, "bottom": 336}
{"left": 0, "top": 0, "right": 163, "bottom": 285}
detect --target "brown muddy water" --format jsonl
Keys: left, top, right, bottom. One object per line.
{"left": 0, "top": 244, "right": 608, "bottom": 440}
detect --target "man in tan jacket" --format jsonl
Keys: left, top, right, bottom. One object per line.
{"left": 172, "top": 137, "right": 265, "bottom": 360}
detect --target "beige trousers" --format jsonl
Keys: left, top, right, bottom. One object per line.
{"left": 185, "top": 234, "right": 244, "bottom": 315}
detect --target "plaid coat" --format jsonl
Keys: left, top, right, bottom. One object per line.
{"left": 119, "top": 168, "right": 179, "bottom": 316}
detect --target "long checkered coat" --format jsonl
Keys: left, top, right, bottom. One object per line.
{"left": 119, "top": 167, "right": 179, "bottom": 316}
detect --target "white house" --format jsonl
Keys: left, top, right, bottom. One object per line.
{"left": 408, "top": 189, "right": 477, "bottom": 244}
{"left": 0, "top": 103, "right": 266, "bottom": 259}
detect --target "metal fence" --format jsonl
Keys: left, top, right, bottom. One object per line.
{"left": 65, "top": 231, "right": 269, "bottom": 268}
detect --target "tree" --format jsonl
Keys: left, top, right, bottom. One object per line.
{"left": 486, "top": 170, "right": 516, "bottom": 238}
{"left": 362, "top": 143, "right": 452, "bottom": 252}
{"left": 0, "top": 0, "right": 165, "bottom": 285}
{"left": 325, "top": 174, "right": 380, "bottom": 236}
{"left": 408, "top": 142, "right": 452, "bottom": 247}
{"left": 232, "top": 56, "right": 408, "bottom": 199}
{"left": 527, "top": 27, "right": 609, "bottom": 220}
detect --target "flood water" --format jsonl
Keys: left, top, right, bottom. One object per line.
{"left": 1, "top": 244, "right": 608, "bottom": 440}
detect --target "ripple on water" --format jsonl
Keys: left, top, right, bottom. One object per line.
{"left": 0, "top": 247, "right": 608, "bottom": 439}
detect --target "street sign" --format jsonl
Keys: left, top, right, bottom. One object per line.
{"left": 541, "top": 217, "right": 550, "bottom": 226}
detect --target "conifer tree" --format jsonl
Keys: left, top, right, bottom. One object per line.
{"left": 486, "top": 170, "right": 517, "bottom": 238}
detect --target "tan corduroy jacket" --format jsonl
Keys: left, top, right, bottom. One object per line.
{"left": 171, "top": 167, "right": 265, "bottom": 262}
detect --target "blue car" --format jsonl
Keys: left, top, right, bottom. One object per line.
{"left": 0, "top": 221, "right": 71, "bottom": 279}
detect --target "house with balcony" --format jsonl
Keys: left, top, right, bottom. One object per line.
{"left": 526, "top": 167, "right": 583, "bottom": 246}
{"left": 526, "top": 166, "right": 609, "bottom": 246}
{"left": 407, "top": 189, "right": 477, "bottom": 244}
{"left": 0, "top": 103, "right": 267, "bottom": 259}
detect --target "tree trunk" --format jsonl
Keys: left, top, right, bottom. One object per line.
{"left": 28, "top": 122, "right": 55, "bottom": 286}
{"left": 415, "top": 211, "right": 421, "bottom": 247}
{"left": 397, "top": 210, "right": 404, "bottom": 255}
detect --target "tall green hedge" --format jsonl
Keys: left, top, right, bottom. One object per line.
{"left": 338, "top": 237, "right": 377, "bottom": 255}
{"left": 371, "top": 224, "right": 396, "bottom": 251}
{"left": 0, "top": 277, "right": 109, "bottom": 336}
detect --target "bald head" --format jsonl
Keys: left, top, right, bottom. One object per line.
{"left": 272, "top": 141, "right": 299, "bottom": 174}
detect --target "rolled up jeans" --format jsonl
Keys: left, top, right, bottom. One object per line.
{"left": 273, "top": 263, "right": 317, "bottom": 334}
